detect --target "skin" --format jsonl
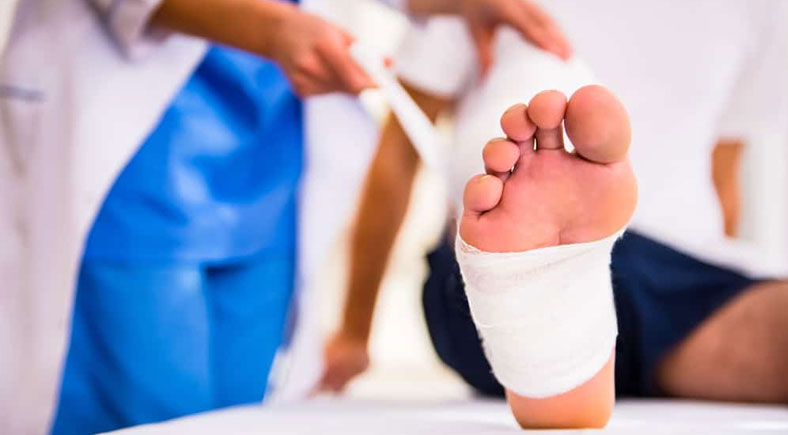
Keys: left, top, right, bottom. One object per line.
{"left": 656, "top": 281, "right": 788, "bottom": 403}
{"left": 151, "top": 0, "right": 373, "bottom": 97}
{"left": 711, "top": 140, "right": 744, "bottom": 237}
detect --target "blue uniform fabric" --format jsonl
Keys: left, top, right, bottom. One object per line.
{"left": 83, "top": 44, "right": 301, "bottom": 262}
{"left": 421, "top": 230, "right": 761, "bottom": 398}
{"left": 51, "top": 255, "right": 294, "bottom": 435}
{"left": 53, "top": 34, "right": 302, "bottom": 434}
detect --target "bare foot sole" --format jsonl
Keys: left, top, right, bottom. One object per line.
{"left": 457, "top": 85, "right": 637, "bottom": 429}
{"left": 459, "top": 85, "right": 636, "bottom": 253}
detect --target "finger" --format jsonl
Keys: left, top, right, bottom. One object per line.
{"left": 319, "top": 34, "right": 375, "bottom": 94}
{"left": 469, "top": 23, "right": 495, "bottom": 75}
{"left": 292, "top": 76, "right": 327, "bottom": 98}
{"left": 534, "top": 15, "right": 573, "bottom": 59}
{"left": 513, "top": 1, "right": 573, "bottom": 60}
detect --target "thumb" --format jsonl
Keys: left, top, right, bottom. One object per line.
{"left": 326, "top": 30, "right": 375, "bottom": 94}
{"left": 469, "top": 23, "right": 495, "bottom": 76}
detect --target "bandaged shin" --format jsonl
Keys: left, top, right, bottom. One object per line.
{"left": 455, "top": 231, "right": 623, "bottom": 398}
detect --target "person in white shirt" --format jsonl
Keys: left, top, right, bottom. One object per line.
{"left": 323, "top": 0, "right": 788, "bottom": 412}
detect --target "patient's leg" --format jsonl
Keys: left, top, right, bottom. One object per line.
{"left": 656, "top": 281, "right": 788, "bottom": 403}
{"left": 458, "top": 85, "right": 636, "bottom": 428}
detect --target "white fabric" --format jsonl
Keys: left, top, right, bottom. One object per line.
{"left": 395, "top": 17, "right": 477, "bottom": 99}
{"left": 0, "top": 0, "right": 17, "bottom": 55}
{"left": 394, "top": 0, "right": 788, "bottom": 276}
{"left": 351, "top": 41, "right": 445, "bottom": 172}
{"left": 378, "top": 0, "right": 407, "bottom": 12}
{"left": 104, "top": 398, "right": 788, "bottom": 434}
{"left": 0, "top": 0, "right": 206, "bottom": 432}
{"left": 456, "top": 231, "right": 621, "bottom": 398}
{"left": 89, "top": 0, "right": 171, "bottom": 58}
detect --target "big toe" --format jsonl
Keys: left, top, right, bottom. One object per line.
{"left": 565, "top": 85, "right": 631, "bottom": 164}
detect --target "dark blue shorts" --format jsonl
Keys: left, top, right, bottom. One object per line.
{"left": 422, "top": 230, "right": 760, "bottom": 397}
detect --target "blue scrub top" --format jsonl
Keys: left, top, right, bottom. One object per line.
{"left": 84, "top": 43, "right": 302, "bottom": 263}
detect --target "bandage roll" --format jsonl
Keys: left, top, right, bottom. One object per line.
{"left": 455, "top": 231, "right": 623, "bottom": 398}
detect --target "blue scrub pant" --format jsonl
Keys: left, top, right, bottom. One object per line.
{"left": 51, "top": 255, "right": 294, "bottom": 435}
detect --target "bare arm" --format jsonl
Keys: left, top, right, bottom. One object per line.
{"left": 319, "top": 83, "right": 451, "bottom": 392}
{"left": 712, "top": 139, "right": 745, "bottom": 237}
{"left": 151, "top": 0, "right": 372, "bottom": 96}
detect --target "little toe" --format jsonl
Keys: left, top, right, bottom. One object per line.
{"left": 528, "top": 90, "right": 568, "bottom": 151}
{"left": 483, "top": 138, "right": 520, "bottom": 176}
{"left": 463, "top": 174, "right": 504, "bottom": 216}
{"left": 500, "top": 104, "right": 536, "bottom": 142}
{"left": 565, "top": 85, "right": 631, "bottom": 164}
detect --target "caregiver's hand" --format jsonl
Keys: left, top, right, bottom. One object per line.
{"left": 318, "top": 332, "right": 370, "bottom": 393}
{"left": 151, "top": 0, "right": 373, "bottom": 97}
{"left": 463, "top": 0, "right": 572, "bottom": 71}
{"left": 408, "top": 0, "right": 572, "bottom": 73}
{"left": 268, "top": 7, "right": 374, "bottom": 97}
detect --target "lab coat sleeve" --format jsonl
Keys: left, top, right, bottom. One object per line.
{"left": 394, "top": 17, "right": 477, "bottom": 99}
{"left": 88, "top": 0, "right": 170, "bottom": 59}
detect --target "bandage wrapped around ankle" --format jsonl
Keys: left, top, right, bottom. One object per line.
{"left": 456, "top": 231, "right": 623, "bottom": 398}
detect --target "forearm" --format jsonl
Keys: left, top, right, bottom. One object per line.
{"left": 339, "top": 83, "right": 452, "bottom": 343}
{"left": 507, "top": 354, "right": 616, "bottom": 429}
{"left": 404, "top": 0, "right": 464, "bottom": 15}
{"left": 150, "top": 0, "right": 294, "bottom": 58}
{"left": 341, "top": 127, "right": 419, "bottom": 342}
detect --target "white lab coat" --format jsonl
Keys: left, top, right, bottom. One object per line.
{"left": 0, "top": 0, "right": 385, "bottom": 432}
{"left": 0, "top": 0, "right": 206, "bottom": 432}
{"left": 0, "top": 0, "right": 17, "bottom": 55}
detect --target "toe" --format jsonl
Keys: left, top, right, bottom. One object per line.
{"left": 483, "top": 138, "right": 520, "bottom": 176}
{"left": 565, "top": 85, "right": 631, "bottom": 164}
{"left": 463, "top": 174, "right": 504, "bottom": 216}
{"left": 528, "top": 90, "right": 567, "bottom": 129}
{"left": 528, "top": 90, "right": 567, "bottom": 151}
{"left": 500, "top": 104, "right": 536, "bottom": 142}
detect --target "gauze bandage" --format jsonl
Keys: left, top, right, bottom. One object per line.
{"left": 456, "top": 230, "right": 623, "bottom": 398}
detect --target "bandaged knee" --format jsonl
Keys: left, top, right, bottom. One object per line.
{"left": 455, "top": 231, "right": 623, "bottom": 398}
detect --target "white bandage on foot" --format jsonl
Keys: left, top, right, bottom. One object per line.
{"left": 455, "top": 230, "right": 624, "bottom": 398}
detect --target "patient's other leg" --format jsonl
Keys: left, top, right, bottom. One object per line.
{"left": 657, "top": 281, "right": 788, "bottom": 403}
